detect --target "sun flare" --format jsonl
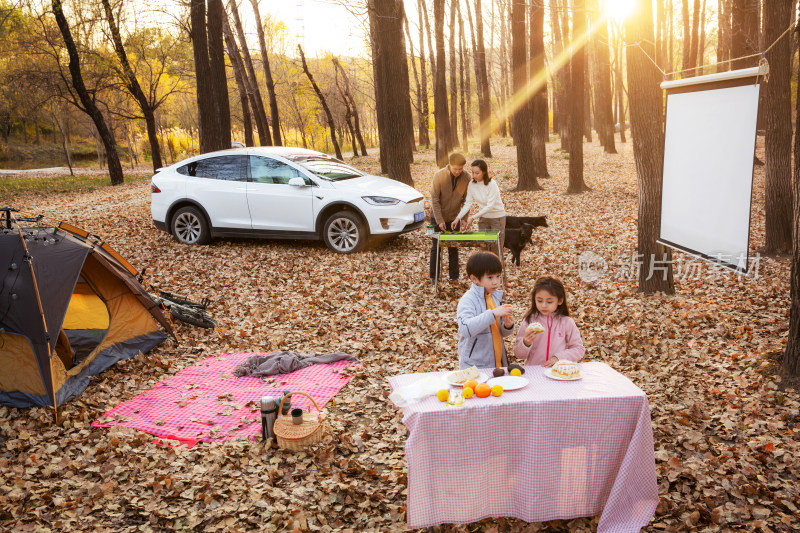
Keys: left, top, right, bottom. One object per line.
{"left": 605, "top": 0, "right": 635, "bottom": 22}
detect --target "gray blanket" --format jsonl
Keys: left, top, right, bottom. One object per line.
{"left": 232, "top": 351, "right": 358, "bottom": 378}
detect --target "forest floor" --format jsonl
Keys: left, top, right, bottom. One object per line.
{"left": 1, "top": 136, "right": 798, "bottom": 532}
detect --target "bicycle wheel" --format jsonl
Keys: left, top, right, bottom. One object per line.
{"left": 170, "top": 306, "right": 217, "bottom": 329}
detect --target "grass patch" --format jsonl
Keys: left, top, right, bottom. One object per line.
{"left": 1, "top": 173, "right": 150, "bottom": 199}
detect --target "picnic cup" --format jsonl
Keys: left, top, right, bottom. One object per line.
{"left": 291, "top": 408, "right": 303, "bottom": 424}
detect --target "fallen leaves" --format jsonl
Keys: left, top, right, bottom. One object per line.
{"left": 0, "top": 138, "right": 798, "bottom": 532}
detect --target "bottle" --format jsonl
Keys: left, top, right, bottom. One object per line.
{"left": 260, "top": 396, "right": 277, "bottom": 440}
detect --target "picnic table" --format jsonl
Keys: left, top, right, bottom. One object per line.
{"left": 431, "top": 230, "right": 502, "bottom": 294}
{"left": 388, "top": 362, "right": 658, "bottom": 531}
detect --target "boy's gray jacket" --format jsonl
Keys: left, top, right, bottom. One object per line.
{"left": 457, "top": 283, "right": 514, "bottom": 369}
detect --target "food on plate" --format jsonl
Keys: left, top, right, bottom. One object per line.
{"left": 509, "top": 368, "right": 522, "bottom": 377}
{"left": 526, "top": 322, "right": 545, "bottom": 334}
{"left": 453, "top": 366, "right": 479, "bottom": 383}
{"left": 462, "top": 386, "right": 474, "bottom": 399}
{"left": 508, "top": 363, "right": 525, "bottom": 375}
{"left": 436, "top": 389, "right": 450, "bottom": 402}
{"left": 474, "top": 382, "right": 491, "bottom": 398}
{"left": 463, "top": 379, "right": 479, "bottom": 391}
{"left": 491, "top": 384, "right": 503, "bottom": 397}
{"left": 551, "top": 360, "right": 580, "bottom": 379}
{"left": 492, "top": 368, "right": 505, "bottom": 378}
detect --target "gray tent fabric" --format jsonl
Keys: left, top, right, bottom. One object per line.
{"left": 232, "top": 351, "right": 358, "bottom": 378}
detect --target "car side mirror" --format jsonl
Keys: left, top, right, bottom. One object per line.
{"left": 288, "top": 177, "right": 309, "bottom": 187}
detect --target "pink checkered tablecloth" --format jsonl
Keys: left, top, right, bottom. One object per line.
{"left": 388, "top": 362, "right": 658, "bottom": 532}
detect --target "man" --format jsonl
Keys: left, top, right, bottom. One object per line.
{"left": 430, "top": 152, "right": 470, "bottom": 282}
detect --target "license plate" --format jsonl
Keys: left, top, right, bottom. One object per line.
{"left": 414, "top": 211, "right": 425, "bottom": 222}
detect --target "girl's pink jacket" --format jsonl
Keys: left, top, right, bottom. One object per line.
{"left": 514, "top": 313, "right": 585, "bottom": 365}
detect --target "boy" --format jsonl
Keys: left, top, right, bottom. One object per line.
{"left": 457, "top": 252, "right": 514, "bottom": 369}
{"left": 429, "top": 153, "right": 470, "bottom": 282}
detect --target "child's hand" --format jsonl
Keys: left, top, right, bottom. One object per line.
{"left": 522, "top": 329, "right": 542, "bottom": 346}
{"left": 542, "top": 357, "right": 559, "bottom": 368}
{"left": 493, "top": 305, "right": 512, "bottom": 319}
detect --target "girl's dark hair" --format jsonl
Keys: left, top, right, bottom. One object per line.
{"left": 524, "top": 276, "right": 570, "bottom": 320}
{"left": 466, "top": 251, "right": 503, "bottom": 279}
{"left": 471, "top": 159, "right": 491, "bottom": 185}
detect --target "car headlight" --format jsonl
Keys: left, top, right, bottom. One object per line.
{"left": 362, "top": 196, "right": 400, "bottom": 206}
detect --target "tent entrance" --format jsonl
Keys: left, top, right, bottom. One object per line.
{"left": 61, "top": 279, "right": 110, "bottom": 368}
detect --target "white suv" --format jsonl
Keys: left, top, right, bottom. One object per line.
{"left": 150, "top": 147, "right": 426, "bottom": 253}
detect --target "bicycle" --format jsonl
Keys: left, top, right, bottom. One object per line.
{"left": 149, "top": 290, "right": 217, "bottom": 329}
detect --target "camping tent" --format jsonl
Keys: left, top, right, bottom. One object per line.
{"left": 0, "top": 218, "right": 175, "bottom": 411}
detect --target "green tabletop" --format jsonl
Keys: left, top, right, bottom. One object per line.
{"left": 436, "top": 231, "right": 500, "bottom": 242}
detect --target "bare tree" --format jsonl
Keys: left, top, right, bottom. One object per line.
{"left": 471, "top": 0, "right": 492, "bottom": 156}
{"left": 367, "top": 0, "right": 414, "bottom": 184}
{"left": 250, "top": 0, "right": 282, "bottom": 145}
{"left": 223, "top": 16, "right": 253, "bottom": 146}
{"left": 458, "top": 0, "right": 468, "bottom": 151}
{"left": 51, "top": 0, "right": 124, "bottom": 184}
{"left": 567, "top": 0, "right": 588, "bottom": 193}
{"left": 433, "top": 0, "right": 452, "bottom": 166}
{"left": 509, "top": 0, "right": 540, "bottom": 190}
{"left": 448, "top": 0, "right": 459, "bottom": 148}
{"left": 298, "top": 45, "right": 341, "bottom": 160}
{"left": 404, "top": 14, "right": 423, "bottom": 150}
{"left": 784, "top": 24, "right": 800, "bottom": 377}
{"left": 762, "top": 0, "right": 793, "bottom": 254}
{"left": 416, "top": 0, "right": 431, "bottom": 147}
{"left": 228, "top": 0, "right": 271, "bottom": 145}
{"left": 332, "top": 58, "right": 368, "bottom": 156}
{"left": 529, "top": 0, "right": 549, "bottom": 179}
{"left": 626, "top": 0, "right": 675, "bottom": 294}
{"left": 590, "top": 0, "right": 616, "bottom": 153}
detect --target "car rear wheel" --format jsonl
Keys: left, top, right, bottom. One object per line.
{"left": 322, "top": 211, "right": 366, "bottom": 253}
{"left": 172, "top": 206, "right": 211, "bottom": 245}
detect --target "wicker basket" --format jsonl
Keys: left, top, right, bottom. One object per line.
{"left": 273, "top": 392, "right": 326, "bottom": 450}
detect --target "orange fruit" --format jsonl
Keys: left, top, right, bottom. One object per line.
{"left": 436, "top": 389, "right": 449, "bottom": 402}
{"left": 463, "top": 379, "right": 479, "bottom": 391}
{"left": 510, "top": 368, "right": 522, "bottom": 377}
{"left": 491, "top": 385, "right": 504, "bottom": 397}
{"left": 462, "top": 386, "right": 474, "bottom": 399}
{"left": 474, "top": 382, "right": 491, "bottom": 398}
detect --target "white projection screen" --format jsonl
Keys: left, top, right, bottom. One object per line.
{"left": 659, "top": 66, "right": 765, "bottom": 273}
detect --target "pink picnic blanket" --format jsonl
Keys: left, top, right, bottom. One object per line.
{"left": 93, "top": 352, "right": 357, "bottom": 446}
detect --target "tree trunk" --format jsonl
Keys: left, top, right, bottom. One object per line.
{"left": 250, "top": 0, "right": 282, "bottom": 146}
{"left": 731, "top": 0, "right": 761, "bottom": 70}
{"left": 762, "top": 0, "right": 793, "bottom": 254}
{"left": 783, "top": 24, "right": 800, "bottom": 377}
{"left": 510, "top": 0, "right": 541, "bottom": 191}
{"left": 498, "top": 0, "right": 509, "bottom": 138}
{"left": 52, "top": 0, "right": 124, "bottom": 185}
{"left": 682, "top": 0, "right": 692, "bottom": 71}
{"left": 668, "top": 0, "right": 674, "bottom": 71}
{"left": 698, "top": 0, "right": 707, "bottom": 68}
{"left": 458, "top": 1, "right": 468, "bottom": 151}
{"left": 567, "top": 0, "right": 588, "bottom": 194}
{"left": 405, "top": 14, "right": 422, "bottom": 150}
{"left": 448, "top": 0, "right": 459, "bottom": 149}
{"left": 228, "top": 0, "right": 272, "bottom": 146}
{"left": 433, "top": 0, "right": 452, "bottom": 167}
{"left": 298, "top": 45, "right": 342, "bottom": 159}
{"left": 223, "top": 16, "right": 254, "bottom": 146}
{"left": 100, "top": 0, "right": 163, "bottom": 171}
{"left": 584, "top": 64, "right": 592, "bottom": 143}
{"left": 207, "top": 0, "right": 231, "bottom": 151}
{"left": 332, "top": 58, "right": 368, "bottom": 156}
{"left": 367, "top": 0, "right": 414, "bottom": 184}
{"left": 688, "top": 0, "right": 701, "bottom": 72}
{"left": 551, "top": 0, "right": 569, "bottom": 150}
{"left": 53, "top": 111, "right": 73, "bottom": 176}
{"left": 615, "top": 25, "right": 627, "bottom": 143}
{"left": 529, "top": 0, "right": 549, "bottom": 180}
{"left": 591, "top": 0, "right": 617, "bottom": 153}
{"left": 472, "top": 0, "right": 492, "bottom": 156}
{"left": 626, "top": 0, "right": 675, "bottom": 294}
{"left": 717, "top": 0, "right": 729, "bottom": 70}
{"left": 416, "top": 0, "right": 431, "bottom": 147}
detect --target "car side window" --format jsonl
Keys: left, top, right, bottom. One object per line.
{"left": 250, "top": 156, "right": 308, "bottom": 185}
{"left": 177, "top": 155, "right": 248, "bottom": 181}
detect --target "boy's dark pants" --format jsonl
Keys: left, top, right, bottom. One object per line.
{"left": 429, "top": 216, "right": 460, "bottom": 281}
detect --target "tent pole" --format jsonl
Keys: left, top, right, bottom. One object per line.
{"left": 14, "top": 224, "right": 60, "bottom": 423}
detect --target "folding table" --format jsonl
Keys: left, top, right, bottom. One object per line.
{"left": 431, "top": 231, "right": 502, "bottom": 294}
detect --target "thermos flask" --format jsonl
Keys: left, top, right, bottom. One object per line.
{"left": 260, "top": 396, "right": 277, "bottom": 440}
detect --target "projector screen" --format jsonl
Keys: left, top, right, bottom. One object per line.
{"left": 659, "top": 70, "right": 762, "bottom": 273}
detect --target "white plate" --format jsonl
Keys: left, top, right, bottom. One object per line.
{"left": 544, "top": 367, "right": 583, "bottom": 381}
{"left": 486, "top": 376, "right": 529, "bottom": 390}
{"left": 444, "top": 370, "right": 490, "bottom": 386}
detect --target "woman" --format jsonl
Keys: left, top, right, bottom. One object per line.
{"left": 452, "top": 159, "right": 506, "bottom": 250}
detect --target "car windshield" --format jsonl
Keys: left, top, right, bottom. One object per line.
{"left": 286, "top": 155, "right": 364, "bottom": 181}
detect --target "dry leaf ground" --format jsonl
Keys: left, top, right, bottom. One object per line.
{"left": 1, "top": 136, "right": 798, "bottom": 532}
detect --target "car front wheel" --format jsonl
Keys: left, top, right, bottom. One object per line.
{"left": 172, "top": 206, "right": 211, "bottom": 245}
{"left": 322, "top": 211, "right": 366, "bottom": 253}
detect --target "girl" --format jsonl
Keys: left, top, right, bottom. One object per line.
{"left": 452, "top": 159, "right": 506, "bottom": 250}
{"left": 514, "top": 276, "right": 584, "bottom": 367}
